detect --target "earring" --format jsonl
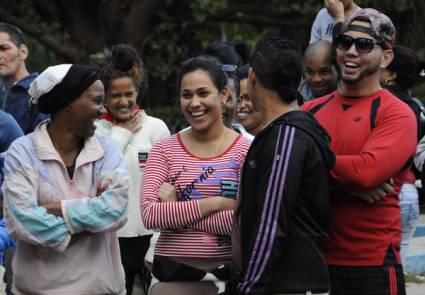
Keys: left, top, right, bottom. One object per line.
{"left": 385, "top": 79, "right": 393, "bottom": 86}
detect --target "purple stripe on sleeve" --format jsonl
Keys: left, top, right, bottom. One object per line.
{"left": 240, "top": 126, "right": 296, "bottom": 293}
{"left": 245, "top": 127, "right": 295, "bottom": 292}
{"left": 241, "top": 125, "right": 285, "bottom": 289}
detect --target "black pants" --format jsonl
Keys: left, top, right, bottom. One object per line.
{"left": 328, "top": 264, "right": 406, "bottom": 295}
{"left": 152, "top": 255, "right": 236, "bottom": 295}
{"left": 119, "top": 235, "right": 152, "bottom": 295}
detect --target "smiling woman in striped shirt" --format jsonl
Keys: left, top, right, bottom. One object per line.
{"left": 141, "top": 55, "right": 250, "bottom": 294}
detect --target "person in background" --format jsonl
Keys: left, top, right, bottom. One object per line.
{"left": 0, "top": 77, "right": 5, "bottom": 106}
{"left": 221, "top": 75, "right": 241, "bottom": 131}
{"left": 0, "top": 108, "right": 22, "bottom": 282}
{"left": 2, "top": 64, "right": 129, "bottom": 294}
{"left": 97, "top": 44, "right": 170, "bottom": 295}
{"left": 0, "top": 219, "right": 14, "bottom": 265}
{"left": 0, "top": 158, "right": 16, "bottom": 293}
{"left": 141, "top": 55, "right": 251, "bottom": 294}
{"left": 0, "top": 110, "right": 23, "bottom": 153}
{"left": 381, "top": 44, "right": 425, "bottom": 265}
{"left": 0, "top": 218, "right": 13, "bottom": 293}
{"left": 235, "top": 36, "right": 335, "bottom": 295}
{"left": 299, "top": 40, "right": 338, "bottom": 102}
{"left": 0, "top": 23, "right": 48, "bottom": 134}
{"left": 0, "top": 91, "right": 23, "bottom": 295}
{"left": 310, "top": 0, "right": 360, "bottom": 44}
{"left": 0, "top": 111, "right": 21, "bottom": 292}
{"left": 200, "top": 42, "right": 250, "bottom": 70}
{"left": 303, "top": 9, "right": 416, "bottom": 294}
{"left": 236, "top": 64, "right": 264, "bottom": 136}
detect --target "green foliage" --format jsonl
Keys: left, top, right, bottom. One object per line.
{"left": 221, "top": 22, "right": 275, "bottom": 50}
{"left": 404, "top": 272, "right": 425, "bottom": 284}
{"left": 145, "top": 106, "right": 187, "bottom": 134}
{"left": 140, "top": 0, "right": 425, "bottom": 106}
{"left": 358, "top": 0, "right": 414, "bottom": 11}
{"left": 142, "top": 23, "right": 190, "bottom": 81}
{"left": 192, "top": 0, "right": 226, "bottom": 22}
{"left": 3, "top": 0, "right": 425, "bottom": 105}
{"left": 26, "top": 36, "right": 65, "bottom": 73}
{"left": 4, "top": 1, "right": 67, "bottom": 72}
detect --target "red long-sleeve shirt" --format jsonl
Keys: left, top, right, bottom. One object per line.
{"left": 141, "top": 133, "right": 250, "bottom": 258}
{"left": 302, "top": 89, "right": 417, "bottom": 266}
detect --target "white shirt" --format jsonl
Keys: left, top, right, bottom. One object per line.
{"left": 96, "top": 110, "right": 170, "bottom": 238}
{"left": 309, "top": 6, "right": 361, "bottom": 44}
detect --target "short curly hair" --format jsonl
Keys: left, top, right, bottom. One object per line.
{"left": 387, "top": 45, "right": 425, "bottom": 90}
{"left": 251, "top": 37, "right": 303, "bottom": 103}
{"left": 100, "top": 44, "right": 144, "bottom": 92}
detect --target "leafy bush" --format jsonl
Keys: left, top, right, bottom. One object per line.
{"left": 145, "top": 106, "right": 188, "bottom": 134}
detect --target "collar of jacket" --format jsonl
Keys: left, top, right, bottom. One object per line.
{"left": 34, "top": 121, "right": 105, "bottom": 167}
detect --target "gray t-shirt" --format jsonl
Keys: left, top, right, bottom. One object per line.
{"left": 309, "top": 6, "right": 361, "bottom": 44}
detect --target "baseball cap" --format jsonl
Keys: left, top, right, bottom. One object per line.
{"left": 341, "top": 8, "right": 396, "bottom": 49}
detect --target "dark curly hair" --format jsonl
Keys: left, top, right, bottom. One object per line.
{"left": 238, "top": 64, "right": 249, "bottom": 80}
{"left": 100, "top": 44, "right": 144, "bottom": 93}
{"left": 387, "top": 45, "right": 425, "bottom": 90}
{"left": 251, "top": 37, "right": 303, "bottom": 103}
{"left": 200, "top": 42, "right": 251, "bottom": 67}
{"left": 200, "top": 42, "right": 250, "bottom": 99}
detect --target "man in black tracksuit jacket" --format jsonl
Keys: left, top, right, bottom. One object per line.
{"left": 234, "top": 37, "right": 335, "bottom": 295}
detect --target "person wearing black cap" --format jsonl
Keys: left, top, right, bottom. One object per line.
{"left": 303, "top": 8, "right": 416, "bottom": 295}
{"left": 2, "top": 64, "right": 130, "bottom": 294}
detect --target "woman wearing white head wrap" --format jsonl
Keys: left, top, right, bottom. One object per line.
{"left": 2, "top": 64, "right": 130, "bottom": 294}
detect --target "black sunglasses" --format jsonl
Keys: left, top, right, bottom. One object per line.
{"left": 335, "top": 34, "right": 384, "bottom": 53}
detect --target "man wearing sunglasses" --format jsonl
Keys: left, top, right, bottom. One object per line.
{"left": 302, "top": 8, "right": 416, "bottom": 295}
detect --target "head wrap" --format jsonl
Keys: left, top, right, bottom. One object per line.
{"left": 29, "top": 64, "right": 100, "bottom": 114}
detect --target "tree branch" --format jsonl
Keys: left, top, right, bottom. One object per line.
{"left": 208, "top": 13, "right": 308, "bottom": 27}
{"left": 0, "top": 7, "right": 86, "bottom": 62}
{"left": 124, "top": 0, "right": 166, "bottom": 45}
{"left": 55, "top": 0, "right": 105, "bottom": 53}
{"left": 156, "top": 3, "right": 310, "bottom": 28}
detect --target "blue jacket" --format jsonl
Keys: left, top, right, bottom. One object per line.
{"left": 3, "top": 73, "right": 49, "bottom": 134}
{"left": 0, "top": 219, "right": 15, "bottom": 265}
{"left": 0, "top": 110, "right": 24, "bottom": 153}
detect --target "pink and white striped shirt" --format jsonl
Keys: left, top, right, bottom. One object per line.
{"left": 141, "top": 132, "right": 250, "bottom": 259}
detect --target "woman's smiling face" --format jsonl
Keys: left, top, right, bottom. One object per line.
{"left": 105, "top": 77, "right": 138, "bottom": 121}
{"left": 180, "top": 69, "right": 227, "bottom": 132}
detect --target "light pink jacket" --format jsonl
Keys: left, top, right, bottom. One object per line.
{"left": 3, "top": 122, "right": 129, "bottom": 295}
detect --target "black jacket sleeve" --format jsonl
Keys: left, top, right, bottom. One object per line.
{"left": 238, "top": 125, "right": 306, "bottom": 294}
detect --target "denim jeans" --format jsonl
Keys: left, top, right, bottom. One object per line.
{"left": 399, "top": 183, "right": 420, "bottom": 265}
